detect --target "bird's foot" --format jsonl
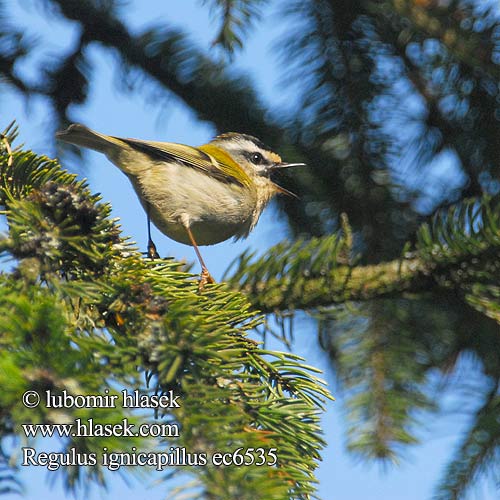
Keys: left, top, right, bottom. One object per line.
{"left": 198, "top": 267, "right": 215, "bottom": 292}
{"left": 147, "top": 239, "right": 160, "bottom": 260}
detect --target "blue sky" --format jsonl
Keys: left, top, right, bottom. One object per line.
{"left": 1, "top": 1, "right": 497, "bottom": 499}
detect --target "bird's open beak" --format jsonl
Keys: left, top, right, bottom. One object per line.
{"left": 266, "top": 162, "right": 305, "bottom": 198}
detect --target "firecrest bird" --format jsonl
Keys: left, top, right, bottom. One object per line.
{"left": 56, "top": 124, "right": 304, "bottom": 288}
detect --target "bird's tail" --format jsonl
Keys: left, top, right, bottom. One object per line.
{"left": 56, "top": 123, "right": 125, "bottom": 155}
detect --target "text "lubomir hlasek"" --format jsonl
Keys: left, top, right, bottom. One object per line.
{"left": 38, "top": 389, "right": 180, "bottom": 409}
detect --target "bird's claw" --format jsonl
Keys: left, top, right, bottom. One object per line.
{"left": 147, "top": 239, "right": 160, "bottom": 260}
{"left": 198, "top": 267, "right": 215, "bottom": 292}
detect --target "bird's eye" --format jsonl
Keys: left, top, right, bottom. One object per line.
{"left": 250, "top": 152, "right": 264, "bottom": 164}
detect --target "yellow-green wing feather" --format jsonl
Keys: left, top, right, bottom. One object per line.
{"left": 198, "top": 143, "right": 252, "bottom": 187}
{"left": 118, "top": 138, "right": 252, "bottom": 188}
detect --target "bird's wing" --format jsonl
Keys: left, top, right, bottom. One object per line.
{"left": 118, "top": 138, "right": 251, "bottom": 188}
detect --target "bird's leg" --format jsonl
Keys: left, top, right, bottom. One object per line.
{"left": 146, "top": 204, "right": 160, "bottom": 259}
{"left": 184, "top": 224, "right": 215, "bottom": 291}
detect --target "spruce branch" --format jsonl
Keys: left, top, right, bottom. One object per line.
{"left": 435, "top": 385, "right": 500, "bottom": 500}
{"left": 226, "top": 235, "right": 431, "bottom": 313}
{"left": 202, "top": 0, "right": 266, "bottom": 53}
{"left": 227, "top": 189, "right": 500, "bottom": 467}
{"left": 0, "top": 124, "right": 331, "bottom": 499}
{"left": 228, "top": 196, "right": 500, "bottom": 324}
